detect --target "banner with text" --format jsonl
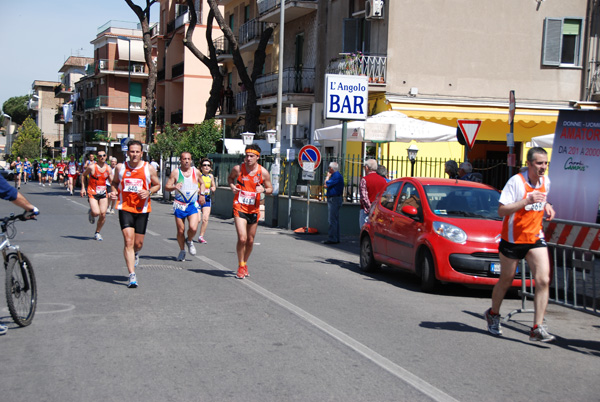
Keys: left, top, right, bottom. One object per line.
{"left": 548, "top": 110, "right": 600, "bottom": 222}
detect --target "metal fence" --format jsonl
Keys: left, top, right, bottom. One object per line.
{"left": 207, "top": 153, "right": 520, "bottom": 201}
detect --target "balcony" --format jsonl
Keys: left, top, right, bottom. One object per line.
{"left": 236, "top": 91, "right": 247, "bottom": 113}
{"left": 54, "top": 112, "right": 65, "bottom": 124}
{"left": 96, "top": 59, "right": 148, "bottom": 76}
{"left": 327, "top": 54, "right": 387, "bottom": 86}
{"left": 54, "top": 84, "right": 73, "bottom": 99}
{"left": 257, "top": 0, "right": 318, "bottom": 23}
{"left": 166, "top": 9, "right": 201, "bottom": 33}
{"left": 150, "top": 22, "right": 160, "bottom": 37}
{"left": 255, "top": 67, "right": 315, "bottom": 98}
{"left": 84, "top": 96, "right": 145, "bottom": 111}
{"left": 238, "top": 19, "right": 274, "bottom": 50}
{"left": 171, "top": 62, "right": 184, "bottom": 79}
{"left": 84, "top": 130, "right": 117, "bottom": 143}
{"left": 213, "top": 36, "right": 236, "bottom": 60}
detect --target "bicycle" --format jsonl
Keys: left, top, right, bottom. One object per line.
{"left": 1, "top": 211, "right": 37, "bottom": 327}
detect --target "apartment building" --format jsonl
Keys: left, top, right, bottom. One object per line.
{"left": 54, "top": 56, "right": 94, "bottom": 153}
{"left": 154, "top": 0, "right": 221, "bottom": 129}
{"left": 28, "top": 80, "right": 62, "bottom": 154}
{"left": 72, "top": 21, "right": 149, "bottom": 158}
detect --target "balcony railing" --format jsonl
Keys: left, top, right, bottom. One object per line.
{"left": 84, "top": 96, "right": 144, "bottom": 110}
{"left": 97, "top": 59, "right": 147, "bottom": 74}
{"left": 172, "top": 62, "right": 184, "bottom": 79}
{"left": 54, "top": 113, "right": 65, "bottom": 124}
{"left": 255, "top": 67, "right": 315, "bottom": 98}
{"left": 238, "top": 19, "right": 272, "bottom": 46}
{"left": 257, "top": 0, "right": 317, "bottom": 15}
{"left": 213, "top": 36, "right": 237, "bottom": 56}
{"left": 84, "top": 130, "right": 117, "bottom": 143}
{"left": 54, "top": 84, "right": 73, "bottom": 96}
{"left": 236, "top": 91, "right": 248, "bottom": 112}
{"left": 326, "top": 54, "right": 387, "bottom": 84}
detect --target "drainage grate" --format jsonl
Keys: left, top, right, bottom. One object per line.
{"left": 137, "top": 265, "right": 184, "bottom": 271}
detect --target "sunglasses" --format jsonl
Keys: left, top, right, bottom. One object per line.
{"left": 98, "top": 154, "right": 106, "bottom": 157}
{"left": 202, "top": 164, "right": 211, "bottom": 167}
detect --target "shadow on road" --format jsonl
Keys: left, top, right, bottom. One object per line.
{"left": 75, "top": 273, "right": 127, "bottom": 286}
{"left": 62, "top": 235, "right": 94, "bottom": 241}
{"left": 188, "top": 268, "right": 233, "bottom": 278}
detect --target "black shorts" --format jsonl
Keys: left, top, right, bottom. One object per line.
{"left": 92, "top": 193, "right": 107, "bottom": 201}
{"left": 119, "top": 210, "right": 150, "bottom": 234}
{"left": 233, "top": 209, "right": 258, "bottom": 225}
{"left": 499, "top": 239, "right": 547, "bottom": 260}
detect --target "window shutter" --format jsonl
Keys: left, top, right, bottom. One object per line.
{"left": 343, "top": 18, "right": 360, "bottom": 53}
{"left": 542, "top": 18, "right": 563, "bottom": 66}
{"left": 363, "top": 19, "right": 371, "bottom": 54}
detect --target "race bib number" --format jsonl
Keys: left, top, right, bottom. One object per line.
{"left": 525, "top": 202, "right": 545, "bottom": 212}
{"left": 239, "top": 190, "right": 257, "bottom": 205}
{"left": 96, "top": 185, "right": 107, "bottom": 195}
{"left": 123, "top": 178, "right": 144, "bottom": 193}
{"left": 173, "top": 200, "right": 188, "bottom": 211}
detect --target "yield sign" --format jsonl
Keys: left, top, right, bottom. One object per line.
{"left": 457, "top": 120, "right": 482, "bottom": 149}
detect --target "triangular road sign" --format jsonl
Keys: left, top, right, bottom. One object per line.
{"left": 457, "top": 120, "right": 482, "bottom": 149}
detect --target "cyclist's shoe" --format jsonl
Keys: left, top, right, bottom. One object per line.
{"left": 94, "top": 232, "right": 103, "bottom": 241}
{"left": 128, "top": 273, "right": 138, "bottom": 288}
{"left": 177, "top": 250, "right": 186, "bottom": 261}
{"left": 88, "top": 209, "right": 95, "bottom": 224}
{"left": 484, "top": 308, "right": 502, "bottom": 336}
{"left": 0, "top": 323, "right": 7, "bottom": 335}
{"left": 134, "top": 252, "right": 139, "bottom": 268}
{"left": 187, "top": 241, "right": 197, "bottom": 256}
{"left": 198, "top": 236, "right": 207, "bottom": 244}
{"left": 236, "top": 266, "right": 245, "bottom": 279}
{"left": 529, "top": 324, "right": 556, "bottom": 342}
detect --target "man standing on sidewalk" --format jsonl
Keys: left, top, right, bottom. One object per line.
{"left": 323, "top": 161, "right": 344, "bottom": 244}
{"left": 81, "top": 151, "right": 112, "bottom": 241}
{"left": 164, "top": 151, "right": 205, "bottom": 261}
{"left": 110, "top": 140, "right": 161, "bottom": 288}
{"left": 484, "top": 147, "right": 556, "bottom": 342}
{"left": 227, "top": 144, "right": 272, "bottom": 279}
{"left": 359, "top": 159, "right": 387, "bottom": 229}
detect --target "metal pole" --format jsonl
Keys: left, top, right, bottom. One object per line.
{"left": 340, "top": 120, "right": 347, "bottom": 179}
{"left": 128, "top": 39, "right": 131, "bottom": 140}
{"left": 271, "top": 2, "right": 285, "bottom": 228}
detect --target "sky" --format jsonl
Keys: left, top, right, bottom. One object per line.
{"left": 0, "top": 0, "right": 159, "bottom": 109}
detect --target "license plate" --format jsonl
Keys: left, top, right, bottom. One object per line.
{"left": 490, "top": 262, "right": 501, "bottom": 275}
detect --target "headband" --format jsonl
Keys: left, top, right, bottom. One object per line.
{"left": 246, "top": 149, "right": 260, "bottom": 156}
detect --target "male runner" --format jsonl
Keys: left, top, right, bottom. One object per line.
{"left": 23, "top": 158, "right": 31, "bottom": 184}
{"left": 110, "top": 140, "right": 160, "bottom": 288}
{"left": 66, "top": 155, "right": 78, "bottom": 195}
{"left": 81, "top": 151, "right": 112, "bottom": 241}
{"left": 38, "top": 159, "right": 49, "bottom": 186}
{"left": 56, "top": 159, "right": 66, "bottom": 187}
{"left": 10, "top": 156, "right": 24, "bottom": 189}
{"left": 484, "top": 147, "right": 556, "bottom": 342}
{"left": 164, "top": 152, "right": 204, "bottom": 261}
{"left": 227, "top": 144, "right": 272, "bottom": 279}
{"left": 107, "top": 157, "right": 118, "bottom": 214}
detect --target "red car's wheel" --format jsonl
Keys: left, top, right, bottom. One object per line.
{"left": 360, "top": 236, "right": 380, "bottom": 272}
{"left": 420, "top": 250, "right": 437, "bottom": 292}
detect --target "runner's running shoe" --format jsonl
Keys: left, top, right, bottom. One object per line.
{"left": 198, "top": 236, "right": 207, "bottom": 244}
{"left": 529, "top": 325, "right": 555, "bottom": 342}
{"left": 128, "top": 273, "right": 138, "bottom": 288}
{"left": 88, "top": 209, "right": 95, "bottom": 224}
{"left": 177, "top": 250, "right": 186, "bottom": 261}
{"left": 236, "top": 266, "right": 245, "bottom": 279}
{"left": 0, "top": 323, "right": 7, "bottom": 335}
{"left": 187, "top": 241, "right": 196, "bottom": 256}
{"left": 484, "top": 308, "right": 502, "bottom": 336}
{"left": 243, "top": 265, "right": 249, "bottom": 277}
{"left": 134, "top": 252, "right": 139, "bottom": 267}
{"left": 94, "top": 232, "right": 103, "bottom": 241}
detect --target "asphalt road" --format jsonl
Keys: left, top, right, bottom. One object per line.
{"left": 1, "top": 183, "right": 599, "bottom": 402}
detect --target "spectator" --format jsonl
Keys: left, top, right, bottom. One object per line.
{"left": 359, "top": 159, "right": 387, "bottom": 228}
{"left": 323, "top": 162, "right": 344, "bottom": 244}
{"left": 445, "top": 160, "right": 459, "bottom": 179}
{"left": 376, "top": 164, "right": 391, "bottom": 182}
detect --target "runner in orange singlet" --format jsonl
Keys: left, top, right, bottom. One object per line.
{"left": 227, "top": 144, "right": 272, "bottom": 279}
{"left": 109, "top": 140, "right": 161, "bottom": 288}
{"left": 484, "top": 147, "right": 556, "bottom": 342}
{"left": 81, "top": 151, "right": 112, "bottom": 241}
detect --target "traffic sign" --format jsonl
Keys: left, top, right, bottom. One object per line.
{"left": 457, "top": 120, "right": 482, "bottom": 149}
{"left": 298, "top": 145, "right": 321, "bottom": 170}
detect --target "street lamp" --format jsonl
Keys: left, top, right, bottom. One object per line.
{"left": 117, "top": 36, "right": 131, "bottom": 139}
{"left": 407, "top": 144, "right": 419, "bottom": 177}
{"left": 2, "top": 113, "right": 12, "bottom": 155}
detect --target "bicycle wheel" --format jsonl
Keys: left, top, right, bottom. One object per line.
{"left": 5, "top": 253, "right": 37, "bottom": 327}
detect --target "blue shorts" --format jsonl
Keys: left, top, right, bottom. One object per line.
{"left": 173, "top": 201, "right": 199, "bottom": 219}
{"left": 201, "top": 194, "right": 212, "bottom": 208}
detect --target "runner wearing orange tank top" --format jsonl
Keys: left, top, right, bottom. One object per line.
{"left": 484, "top": 147, "right": 557, "bottom": 342}
{"left": 109, "top": 140, "right": 161, "bottom": 288}
{"left": 227, "top": 144, "right": 273, "bottom": 279}
{"left": 81, "top": 152, "right": 112, "bottom": 241}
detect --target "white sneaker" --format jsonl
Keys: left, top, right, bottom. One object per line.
{"left": 88, "top": 209, "right": 95, "bottom": 224}
{"left": 134, "top": 252, "right": 139, "bottom": 267}
{"left": 0, "top": 323, "right": 7, "bottom": 335}
{"left": 128, "top": 273, "right": 138, "bottom": 288}
{"left": 187, "top": 241, "right": 196, "bottom": 256}
{"left": 177, "top": 250, "right": 186, "bottom": 261}
{"left": 94, "top": 232, "right": 103, "bottom": 241}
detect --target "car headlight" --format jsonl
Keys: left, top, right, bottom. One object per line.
{"left": 433, "top": 221, "right": 467, "bottom": 243}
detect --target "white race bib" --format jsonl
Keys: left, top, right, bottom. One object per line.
{"left": 239, "top": 190, "right": 257, "bottom": 205}
{"left": 173, "top": 199, "right": 187, "bottom": 211}
{"left": 96, "top": 185, "right": 106, "bottom": 195}
{"left": 123, "top": 178, "right": 143, "bottom": 193}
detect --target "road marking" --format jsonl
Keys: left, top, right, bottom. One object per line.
{"left": 196, "top": 254, "right": 458, "bottom": 402}
{"left": 146, "top": 229, "right": 159, "bottom": 236}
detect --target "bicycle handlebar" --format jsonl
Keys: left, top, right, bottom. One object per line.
{"left": 1, "top": 208, "right": 40, "bottom": 225}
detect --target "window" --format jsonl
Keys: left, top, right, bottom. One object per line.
{"left": 396, "top": 183, "right": 421, "bottom": 215}
{"left": 342, "top": 18, "right": 371, "bottom": 54}
{"left": 542, "top": 18, "right": 583, "bottom": 67}
{"left": 380, "top": 182, "right": 402, "bottom": 211}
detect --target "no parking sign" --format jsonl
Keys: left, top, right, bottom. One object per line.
{"left": 298, "top": 145, "right": 321, "bottom": 170}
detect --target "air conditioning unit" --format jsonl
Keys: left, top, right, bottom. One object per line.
{"left": 99, "top": 60, "right": 106, "bottom": 69}
{"left": 365, "top": 0, "right": 384, "bottom": 19}
{"left": 133, "top": 65, "right": 144, "bottom": 73}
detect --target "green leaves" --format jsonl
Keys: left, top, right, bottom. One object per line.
{"left": 150, "top": 119, "right": 222, "bottom": 163}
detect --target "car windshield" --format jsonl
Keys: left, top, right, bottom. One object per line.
{"left": 424, "top": 185, "right": 501, "bottom": 220}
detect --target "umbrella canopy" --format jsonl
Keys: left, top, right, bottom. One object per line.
{"left": 313, "top": 111, "right": 457, "bottom": 143}
{"left": 530, "top": 133, "right": 554, "bottom": 148}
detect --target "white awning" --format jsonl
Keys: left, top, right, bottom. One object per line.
{"left": 117, "top": 39, "right": 145, "bottom": 62}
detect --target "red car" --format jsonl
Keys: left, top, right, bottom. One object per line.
{"left": 360, "top": 177, "right": 528, "bottom": 292}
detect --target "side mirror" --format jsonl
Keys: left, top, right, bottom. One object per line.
{"left": 401, "top": 205, "right": 418, "bottom": 216}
